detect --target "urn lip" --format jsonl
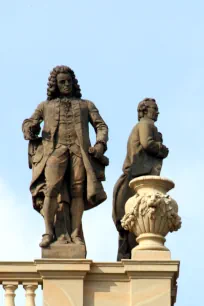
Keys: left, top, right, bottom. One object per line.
{"left": 129, "top": 175, "right": 175, "bottom": 193}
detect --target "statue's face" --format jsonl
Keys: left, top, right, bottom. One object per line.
{"left": 146, "top": 102, "right": 159, "bottom": 121}
{"left": 57, "top": 72, "right": 73, "bottom": 96}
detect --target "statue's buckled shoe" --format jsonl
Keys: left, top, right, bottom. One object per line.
{"left": 39, "top": 234, "right": 53, "bottom": 248}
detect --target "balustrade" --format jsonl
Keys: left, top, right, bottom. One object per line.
{"left": 1, "top": 282, "right": 40, "bottom": 306}
{"left": 0, "top": 258, "right": 179, "bottom": 306}
{"left": 0, "top": 262, "right": 41, "bottom": 306}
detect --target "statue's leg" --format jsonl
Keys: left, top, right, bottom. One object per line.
{"left": 54, "top": 201, "right": 72, "bottom": 243}
{"left": 114, "top": 175, "right": 136, "bottom": 260}
{"left": 117, "top": 231, "right": 130, "bottom": 261}
{"left": 128, "top": 232, "right": 137, "bottom": 255}
{"left": 41, "top": 196, "right": 58, "bottom": 247}
{"left": 40, "top": 148, "right": 68, "bottom": 247}
{"left": 151, "top": 159, "right": 163, "bottom": 175}
{"left": 70, "top": 153, "right": 86, "bottom": 245}
{"left": 71, "top": 198, "right": 84, "bottom": 244}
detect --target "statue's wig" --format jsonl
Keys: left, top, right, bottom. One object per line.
{"left": 47, "top": 65, "right": 82, "bottom": 100}
{"left": 137, "top": 98, "right": 157, "bottom": 120}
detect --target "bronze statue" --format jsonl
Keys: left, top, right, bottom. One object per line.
{"left": 112, "top": 98, "right": 169, "bottom": 260}
{"left": 22, "top": 65, "right": 108, "bottom": 248}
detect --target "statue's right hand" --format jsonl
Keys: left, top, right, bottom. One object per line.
{"left": 24, "top": 133, "right": 38, "bottom": 140}
{"left": 23, "top": 126, "right": 39, "bottom": 140}
{"left": 24, "top": 133, "right": 32, "bottom": 140}
{"left": 29, "top": 125, "right": 41, "bottom": 139}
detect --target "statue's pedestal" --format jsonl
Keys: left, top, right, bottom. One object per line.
{"left": 41, "top": 243, "right": 86, "bottom": 259}
{"left": 35, "top": 256, "right": 179, "bottom": 306}
{"left": 36, "top": 259, "right": 91, "bottom": 306}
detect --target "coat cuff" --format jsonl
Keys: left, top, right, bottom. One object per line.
{"left": 95, "top": 140, "right": 107, "bottom": 152}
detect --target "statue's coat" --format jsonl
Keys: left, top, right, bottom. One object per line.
{"left": 23, "top": 98, "right": 108, "bottom": 212}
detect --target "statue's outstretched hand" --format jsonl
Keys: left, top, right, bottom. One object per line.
{"left": 157, "top": 144, "right": 169, "bottom": 159}
{"left": 161, "top": 145, "right": 169, "bottom": 158}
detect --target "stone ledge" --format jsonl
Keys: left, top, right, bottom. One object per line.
{"left": 0, "top": 259, "right": 180, "bottom": 305}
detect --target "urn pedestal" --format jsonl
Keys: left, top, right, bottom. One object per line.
{"left": 121, "top": 176, "right": 181, "bottom": 259}
{"left": 34, "top": 258, "right": 179, "bottom": 306}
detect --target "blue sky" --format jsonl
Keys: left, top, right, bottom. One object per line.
{"left": 0, "top": 1, "right": 204, "bottom": 305}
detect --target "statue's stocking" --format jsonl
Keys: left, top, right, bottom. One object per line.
{"left": 43, "top": 196, "right": 58, "bottom": 237}
{"left": 71, "top": 197, "right": 84, "bottom": 242}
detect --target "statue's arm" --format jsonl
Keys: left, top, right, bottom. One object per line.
{"left": 22, "top": 102, "right": 44, "bottom": 140}
{"left": 139, "top": 122, "right": 168, "bottom": 158}
{"left": 87, "top": 101, "right": 108, "bottom": 152}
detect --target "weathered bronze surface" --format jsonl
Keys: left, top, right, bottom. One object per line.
{"left": 23, "top": 66, "right": 108, "bottom": 251}
{"left": 112, "top": 98, "right": 169, "bottom": 260}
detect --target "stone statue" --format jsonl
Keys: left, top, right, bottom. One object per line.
{"left": 22, "top": 65, "right": 108, "bottom": 249}
{"left": 112, "top": 98, "right": 169, "bottom": 260}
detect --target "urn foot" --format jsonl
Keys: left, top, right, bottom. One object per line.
{"left": 135, "top": 233, "right": 169, "bottom": 251}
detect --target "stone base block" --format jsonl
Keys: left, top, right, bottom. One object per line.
{"left": 132, "top": 249, "right": 171, "bottom": 260}
{"left": 41, "top": 243, "right": 86, "bottom": 259}
{"left": 34, "top": 258, "right": 180, "bottom": 306}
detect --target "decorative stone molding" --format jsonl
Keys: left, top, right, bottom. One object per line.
{"left": 121, "top": 176, "right": 181, "bottom": 252}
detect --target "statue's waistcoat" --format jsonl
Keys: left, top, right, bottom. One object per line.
{"left": 42, "top": 99, "right": 86, "bottom": 157}
{"left": 54, "top": 99, "right": 81, "bottom": 156}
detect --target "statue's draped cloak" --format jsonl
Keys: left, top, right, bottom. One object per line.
{"left": 23, "top": 98, "right": 108, "bottom": 212}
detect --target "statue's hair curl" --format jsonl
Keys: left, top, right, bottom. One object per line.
{"left": 137, "top": 98, "right": 157, "bottom": 120}
{"left": 47, "top": 65, "right": 82, "bottom": 100}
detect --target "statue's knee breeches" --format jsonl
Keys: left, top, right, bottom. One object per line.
{"left": 70, "top": 154, "right": 86, "bottom": 198}
{"left": 44, "top": 147, "right": 86, "bottom": 198}
{"left": 44, "top": 185, "right": 61, "bottom": 197}
{"left": 44, "top": 148, "right": 68, "bottom": 197}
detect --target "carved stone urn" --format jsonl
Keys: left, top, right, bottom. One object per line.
{"left": 121, "top": 176, "right": 181, "bottom": 253}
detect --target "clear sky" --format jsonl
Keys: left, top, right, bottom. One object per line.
{"left": 0, "top": 1, "right": 203, "bottom": 305}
